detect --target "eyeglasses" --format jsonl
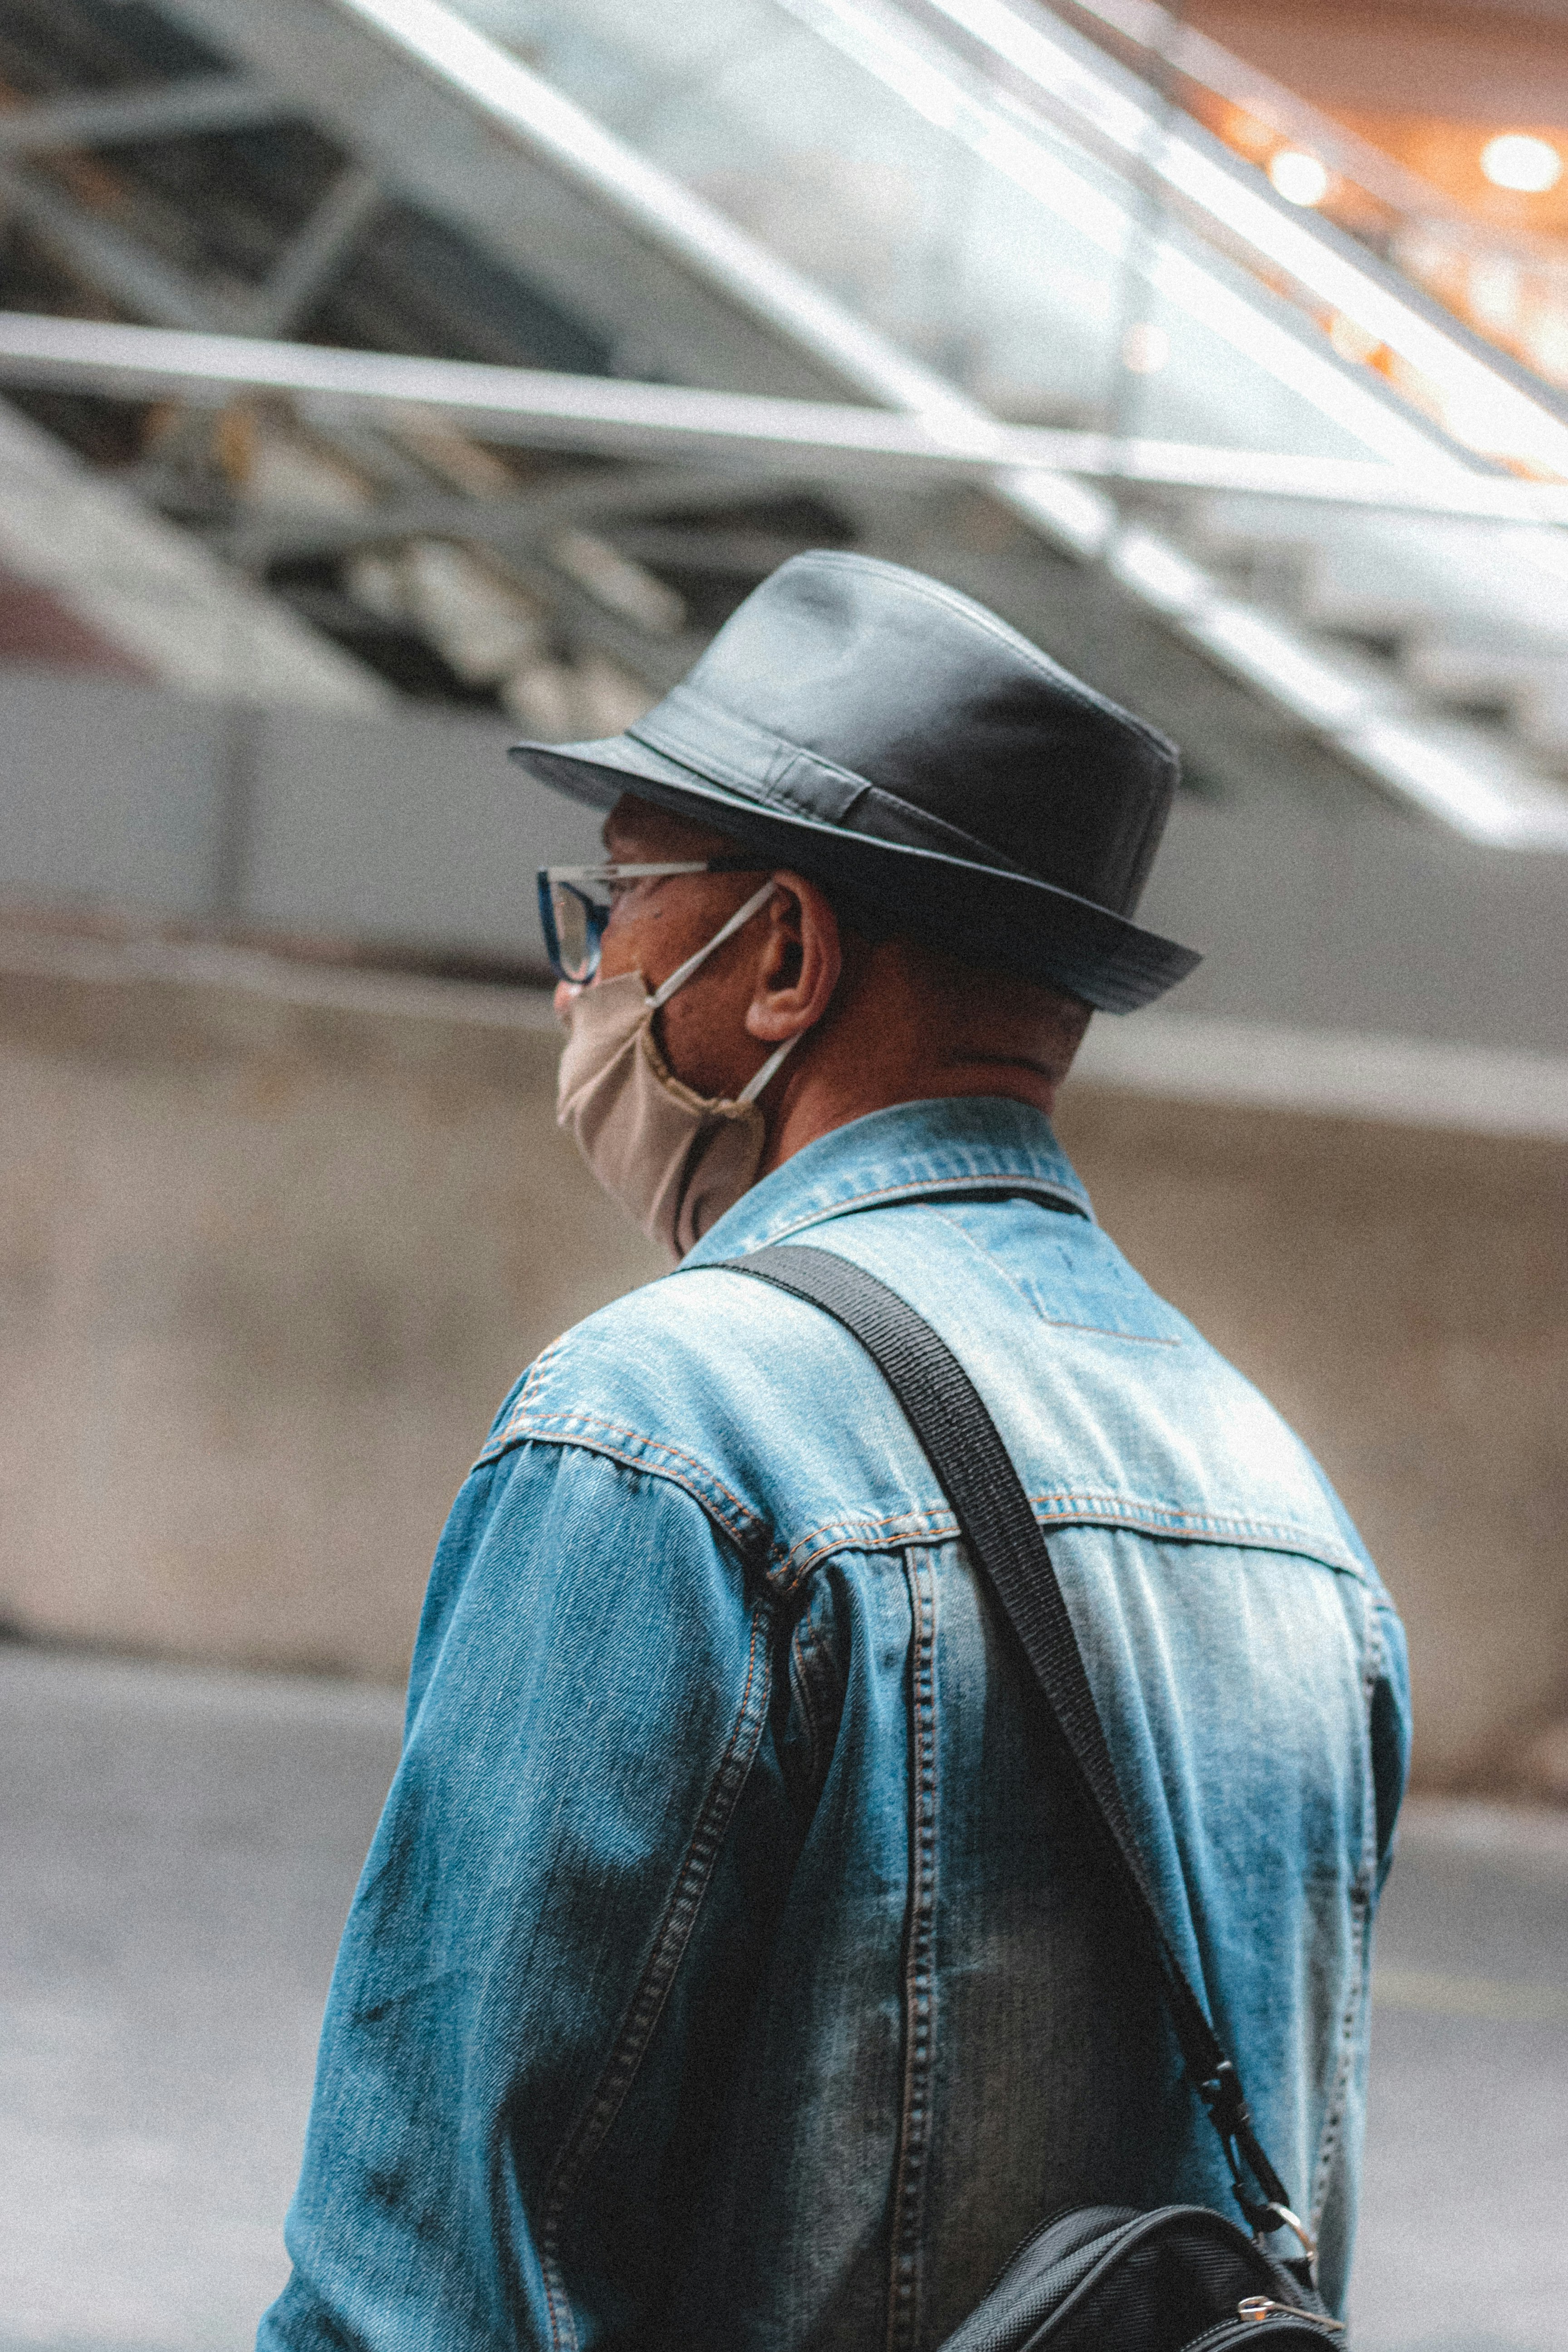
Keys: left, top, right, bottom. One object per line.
{"left": 536, "top": 859, "right": 760, "bottom": 985}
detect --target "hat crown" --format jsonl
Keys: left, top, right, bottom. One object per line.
{"left": 510, "top": 549, "right": 1200, "bottom": 1010}
{"left": 658, "top": 552, "right": 1178, "bottom": 918}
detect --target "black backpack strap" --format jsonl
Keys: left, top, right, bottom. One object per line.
{"left": 720, "top": 1241, "right": 1305, "bottom": 2257}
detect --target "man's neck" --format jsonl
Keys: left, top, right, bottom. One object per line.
{"left": 759, "top": 1056, "right": 1060, "bottom": 1178}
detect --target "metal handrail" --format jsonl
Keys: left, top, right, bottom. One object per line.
{"left": 1056, "top": 0, "right": 1568, "bottom": 269}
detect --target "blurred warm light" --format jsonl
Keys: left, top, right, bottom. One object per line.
{"left": 1269, "top": 150, "right": 1330, "bottom": 207}
{"left": 1121, "top": 321, "right": 1170, "bottom": 374}
{"left": 1480, "top": 134, "right": 1563, "bottom": 195}
{"left": 1526, "top": 312, "right": 1568, "bottom": 380}
{"left": 1328, "top": 313, "right": 1382, "bottom": 364}
{"left": 1206, "top": 103, "right": 1568, "bottom": 398}
{"left": 1221, "top": 108, "right": 1274, "bottom": 162}
{"left": 1467, "top": 258, "right": 1522, "bottom": 334}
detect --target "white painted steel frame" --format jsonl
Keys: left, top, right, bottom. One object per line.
{"left": 3, "top": 311, "right": 1567, "bottom": 524}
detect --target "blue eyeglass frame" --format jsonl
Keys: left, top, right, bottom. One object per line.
{"left": 536, "top": 859, "right": 759, "bottom": 985}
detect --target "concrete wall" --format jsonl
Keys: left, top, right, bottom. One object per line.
{"left": 0, "top": 669, "right": 602, "bottom": 965}
{"left": 0, "top": 946, "right": 662, "bottom": 1682}
{"left": 5, "top": 665, "right": 1568, "bottom": 1052}
{"left": 2, "top": 933, "right": 1563, "bottom": 1787}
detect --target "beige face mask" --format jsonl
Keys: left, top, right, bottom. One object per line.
{"left": 555, "top": 880, "right": 802, "bottom": 1261}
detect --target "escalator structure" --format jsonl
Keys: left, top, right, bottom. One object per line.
{"left": 4, "top": 0, "right": 1568, "bottom": 852}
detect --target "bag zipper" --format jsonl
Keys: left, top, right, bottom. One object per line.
{"left": 1182, "top": 2303, "right": 1348, "bottom": 2348}
{"left": 1239, "top": 2299, "right": 1345, "bottom": 2332}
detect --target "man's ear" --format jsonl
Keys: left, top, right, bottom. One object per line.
{"left": 746, "top": 872, "right": 843, "bottom": 1043}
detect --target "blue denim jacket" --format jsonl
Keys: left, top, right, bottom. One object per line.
{"left": 262, "top": 1098, "right": 1410, "bottom": 2352}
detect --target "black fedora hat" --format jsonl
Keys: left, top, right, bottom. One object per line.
{"left": 510, "top": 551, "right": 1199, "bottom": 1012}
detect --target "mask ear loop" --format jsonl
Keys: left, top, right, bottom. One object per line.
{"left": 738, "top": 1029, "right": 802, "bottom": 1103}
{"left": 648, "top": 879, "right": 779, "bottom": 1010}
{"left": 647, "top": 877, "right": 807, "bottom": 1105}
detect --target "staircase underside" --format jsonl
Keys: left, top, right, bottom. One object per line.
{"left": 0, "top": 0, "right": 1566, "bottom": 852}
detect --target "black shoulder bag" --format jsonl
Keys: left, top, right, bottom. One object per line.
{"left": 724, "top": 1245, "right": 1348, "bottom": 2350}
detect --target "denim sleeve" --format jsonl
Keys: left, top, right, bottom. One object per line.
{"left": 259, "top": 1440, "right": 784, "bottom": 2352}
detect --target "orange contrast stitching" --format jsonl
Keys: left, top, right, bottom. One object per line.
{"left": 475, "top": 1413, "right": 767, "bottom": 1550}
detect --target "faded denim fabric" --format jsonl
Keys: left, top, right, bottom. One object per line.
{"left": 262, "top": 1098, "right": 1410, "bottom": 2352}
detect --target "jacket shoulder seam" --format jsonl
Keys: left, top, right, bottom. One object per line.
{"left": 771, "top": 1495, "right": 1366, "bottom": 1588}
{"left": 476, "top": 1427, "right": 1363, "bottom": 1588}
{"left": 475, "top": 1412, "right": 770, "bottom": 1560}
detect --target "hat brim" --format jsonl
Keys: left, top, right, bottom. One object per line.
{"left": 510, "top": 731, "right": 1199, "bottom": 1014}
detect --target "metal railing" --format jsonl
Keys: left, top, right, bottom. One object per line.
{"left": 1051, "top": 0, "right": 1568, "bottom": 402}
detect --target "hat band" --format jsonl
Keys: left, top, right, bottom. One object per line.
{"left": 627, "top": 685, "right": 1031, "bottom": 879}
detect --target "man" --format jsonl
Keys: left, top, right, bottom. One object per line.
{"left": 263, "top": 553, "right": 1409, "bottom": 2351}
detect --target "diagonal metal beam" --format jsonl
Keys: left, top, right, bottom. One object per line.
{"left": 225, "top": 464, "right": 810, "bottom": 568}
{"left": 151, "top": 0, "right": 853, "bottom": 399}
{"left": 325, "top": 0, "right": 962, "bottom": 420}
{"left": 0, "top": 172, "right": 250, "bottom": 333}
{"left": 514, "top": 563, "right": 706, "bottom": 688}
{"left": 244, "top": 166, "right": 382, "bottom": 338}
{"left": 603, "top": 525, "right": 823, "bottom": 579}
{"left": 0, "top": 74, "right": 286, "bottom": 157}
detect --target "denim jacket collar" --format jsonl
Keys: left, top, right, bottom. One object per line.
{"left": 680, "top": 1095, "right": 1094, "bottom": 1269}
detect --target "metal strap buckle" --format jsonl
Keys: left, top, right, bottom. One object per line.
{"left": 1251, "top": 2200, "right": 1322, "bottom": 2294}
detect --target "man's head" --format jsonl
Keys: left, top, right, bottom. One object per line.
{"left": 519, "top": 551, "right": 1196, "bottom": 1252}
{"left": 570, "top": 791, "right": 1092, "bottom": 1183}
{"left": 518, "top": 552, "right": 1196, "bottom": 1015}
